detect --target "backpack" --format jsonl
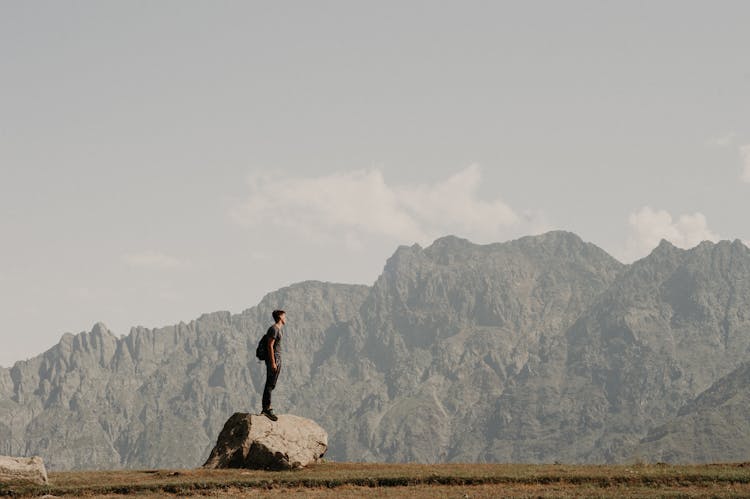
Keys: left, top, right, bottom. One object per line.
{"left": 255, "top": 334, "right": 268, "bottom": 361}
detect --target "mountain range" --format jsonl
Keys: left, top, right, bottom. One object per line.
{"left": 2, "top": 231, "right": 749, "bottom": 470}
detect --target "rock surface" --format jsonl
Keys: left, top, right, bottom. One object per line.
{"left": 0, "top": 455, "right": 48, "bottom": 485}
{"left": 1, "top": 232, "right": 750, "bottom": 469}
{"left": 203, "top": 413, "right": 327, "bottom": 470}
{"left": 634, "top": 361, "right": 750, "bottom": 463}
{"left": 0, "top": 281, "right": 367, "bottom": 470}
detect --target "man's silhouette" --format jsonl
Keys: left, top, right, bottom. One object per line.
{"left": 261, "top": 309, "right": 285, "bottom": 421}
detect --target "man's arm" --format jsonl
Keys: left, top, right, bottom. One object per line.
{"left": 267, "top": 338, "right": 277, "bottom": 371}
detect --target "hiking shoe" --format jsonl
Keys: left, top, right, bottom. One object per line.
{"left": 262, "top": 409, "right": 278, "bottom": 421}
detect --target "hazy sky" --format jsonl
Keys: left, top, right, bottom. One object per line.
{"left": 2, "top": 1, "right": 749, "bottom": 367}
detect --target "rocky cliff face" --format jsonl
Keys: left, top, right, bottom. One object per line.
{"left": 1, "top": 231, "right": 749, "bottom": 469}
{"left": 486, "top": 239, "right": 750, "bottom": 463}
{"left": 634, "top": 361, "right": 750, "bottom": 463}
{"left": 291, "top": 232, "right": 625, "bottom": 463}
{"left": 0, "top": 282, "right": 369, "bottom": 470}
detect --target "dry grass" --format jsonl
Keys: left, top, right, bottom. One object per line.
{"left": 72, "top": 483, "right": 750, "bottom": 499}
{"left": 2, "top": 462, "right": 750, "bottom": 498}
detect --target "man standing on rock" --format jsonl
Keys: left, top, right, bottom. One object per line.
{"left": 261, "top": 309, "right": 285, "bottom": 421}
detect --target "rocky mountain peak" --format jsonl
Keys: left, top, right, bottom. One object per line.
{"left": 425, "top": 234, "right": 474, "bottom": 253}
{"left": 517, "top": 229, "right": 585, "bottom": 248}
{"left": 690, "top": 238, "right": 749, "bottom": 259}
{"left": 381, "top": 243, "right": 424, "bottom": 276}
{"left": 647, "top": 238, "right": 682, "bottom": 259}
{"left": 3, "top": 232, "right": 750, "bottom": 469}
{"left": 90, "top": 322, "right": 113, "bottom": 337}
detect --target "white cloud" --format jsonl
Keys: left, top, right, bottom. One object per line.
{"left": 707, "top": 132, "right": 736, "bottom": 147}
{"left": 122, "top": 251, "right": 188, "bottom": 269}
{"left": 707, "top": 135, "right": 750, "bottom": 184}
{"left": 740, "top": 144, "right": 750, "bottom": 183}
{"left": 230, "top": 165, "right": 547, "bottom": 247}
{"left": 621, "top": 206, "right": 720, "bottom": 262}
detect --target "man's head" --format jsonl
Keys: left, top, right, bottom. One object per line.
{"left": 272, "top": 309, "right": 286, "bottom": 325}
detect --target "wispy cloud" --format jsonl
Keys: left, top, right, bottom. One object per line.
{"left": 229, "top": 165, "right": 548, "bottom": 248}
{"left": 621, "top": 206, "right": 720, "bottom": 262}
{"left": 122, "top": 251, "right": 189, "bottom": 269}
{"left": 707, "top": 132, "right": 737, "bottom": 147}
{"left": 740, "top": 144, "right": 750, "bottom": 183}
{"left": 706, "top": 133, "right": 750, "bottom": 184}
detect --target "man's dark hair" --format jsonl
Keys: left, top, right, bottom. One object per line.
{"left": 272, "top": 309, "right": 285, "bottom": 322}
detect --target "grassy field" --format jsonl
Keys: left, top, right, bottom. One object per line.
{"left": 2, "top": 462, "right": 750, "bottom": 498}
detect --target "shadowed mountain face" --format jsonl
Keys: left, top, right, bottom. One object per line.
{"left": 487, "top": 239, "right": 750, "bottom": 463}
{"left": 1, "top": 231, "right": 749, "bottom": 470}
{"left": 634, "top": 360, "right": 750, "bottom": 463}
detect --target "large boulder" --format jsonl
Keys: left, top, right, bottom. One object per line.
{"left": 0, "top": 456, "right": 48, "bottom": 485}
{"left": 203, "top": 413, "right": 327, "bottom": 470}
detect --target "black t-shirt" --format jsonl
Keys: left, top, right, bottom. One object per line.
{"left": 265, "top": 325, "right": 282, "bottom": 360}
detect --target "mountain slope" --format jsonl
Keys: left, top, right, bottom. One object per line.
{"left": 485, "top": 239, "right": 750, "bottom": 463}
{"left": 294, "top": 231, "right": 625, "bottom": 462}
{"left": 635, "top": 361, "right": 750, "bottom": 463}
{"left": 0, "top": 282, "right": 369, "bottom": 469}
{"left": 1, "top": 232, "right": 749, "bottom": 469}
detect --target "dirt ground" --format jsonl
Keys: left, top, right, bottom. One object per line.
{"left": 48, "top": 483, "right": 750, "bottom": 499}
{"left": 3, "top": 462, "right": 749, "bottom": 498}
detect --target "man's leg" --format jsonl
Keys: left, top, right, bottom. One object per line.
{"left": 262, "top": 361, "right": 280, "bottom": 412}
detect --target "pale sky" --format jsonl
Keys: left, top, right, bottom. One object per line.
{"left": 1, "top": 1, "right": 749, "bottom": 367}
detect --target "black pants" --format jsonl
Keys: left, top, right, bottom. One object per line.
{"left": 262, "top": 359, "right": 280, "bottom": 411}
